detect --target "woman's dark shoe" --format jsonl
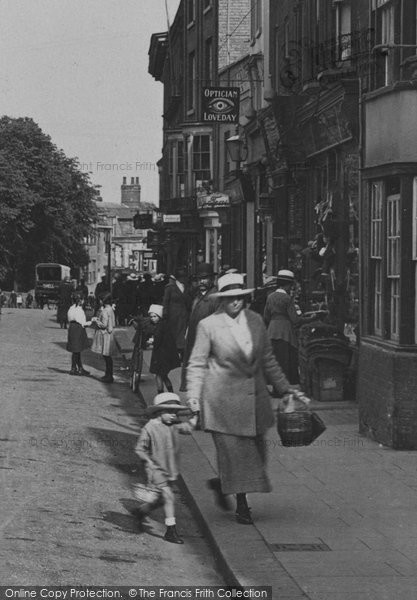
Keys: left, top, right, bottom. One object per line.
{"left": 78, "top": 368, "right": 90, "bottom": 376}
{"left": 235, "top": 507, "right": 253, "bottom": 525}
{"left": 69, "top": 369, "right": 79, "bottom": 376}
{"left": 164, "top": 525, "right": 184, "bottom": 544}
{"left": 101, "top": 375, "right": 114, "bottom": 383}
{"left": 207, "top": 478, "right": 231, "bottom": 511}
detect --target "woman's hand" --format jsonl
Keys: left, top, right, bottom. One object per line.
{"left": 189, "top": 412, "right": 201, "bottom": 430}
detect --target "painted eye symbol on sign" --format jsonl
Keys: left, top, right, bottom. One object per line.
{"left": 208, "top": 97, "right": 235, "bottom": 114}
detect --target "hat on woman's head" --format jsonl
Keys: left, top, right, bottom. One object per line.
{"left": 196, "top": 262, "right": 215, "bottom": 278}
{"left": 147, "top": 392, "right": 189, "bottom": 415}
{"left": 214, "top": 273, "right": 255, "bottom": 297}
{"left": 148, "top": 304, "right": 163, "bottom": 318}
{"left": 277, "top": 269, "right": 295, "bottom": 282}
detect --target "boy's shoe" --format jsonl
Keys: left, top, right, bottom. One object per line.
{"left": 164, "top": 525, "right": 184, "bottom": 544}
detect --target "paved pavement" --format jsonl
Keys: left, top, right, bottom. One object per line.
{"left": 114, "top": 326, "right": 417, "bottom": 600}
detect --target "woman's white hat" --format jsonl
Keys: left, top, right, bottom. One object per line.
{"left": 147, "top": 392, "right": 189, "bottom": 415}
{"left": 148, "top": 304, "right": 163, "bottom": 318}
{"left": 213, "top": 273, "right": 255, "bottom": 297}
{"left": 277, "top": 269, "right": 295, "bottom": 282}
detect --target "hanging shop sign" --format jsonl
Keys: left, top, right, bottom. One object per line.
{"left": 196, "top": 192, "right": 230, "bottom": 210}
{"left": 163, "top": 214, "right": 181, "bottom": 223}
{"left": 202, "top": 86, "right": 240, "bottom": 123}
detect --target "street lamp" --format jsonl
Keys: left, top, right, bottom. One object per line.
{"left": 225, "top": 133, "right": 248, "bottom": 170}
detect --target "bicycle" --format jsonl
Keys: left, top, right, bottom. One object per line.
{"left": 129, "top": 315, "right": 153, "bottom": 393}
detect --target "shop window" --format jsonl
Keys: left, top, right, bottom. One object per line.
{"left": 369, "top": 180, "right": 401, "bottom": 340}
{"left": 192, "top": 134, "right": 211, "bottom": 189}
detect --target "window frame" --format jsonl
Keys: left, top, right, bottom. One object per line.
{"left": 368, "top": 179, "right": 402, "bottom": 341}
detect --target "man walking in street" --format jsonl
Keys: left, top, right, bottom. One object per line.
{"left": 180, "top": 262, "right": 218, "bottom": 392}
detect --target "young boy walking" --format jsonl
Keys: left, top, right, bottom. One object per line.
{"left": 134, "top": 392, "right": 191, "bottom": 544}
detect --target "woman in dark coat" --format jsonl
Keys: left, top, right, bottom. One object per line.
{"left": 162, "top": 268, "right": 192, "bottom": 362}
{"left": 57, "top": 278, "right": 73, "bottom": 328}
{"left": 263, "top": 269, "right": 301, "bottom": 385}
{"left": 148, "top": 304, "right": 181, "bottom": 394}
{"left": 67, "top": 294, "right": 91, "bottom": 375}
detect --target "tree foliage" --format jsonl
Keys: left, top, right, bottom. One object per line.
{"left": 0, "top": 116, "right": 98, "bottom": 288}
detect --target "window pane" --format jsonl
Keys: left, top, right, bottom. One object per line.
{"left": 371, "top": 182, "right": 382, "bottom": 258}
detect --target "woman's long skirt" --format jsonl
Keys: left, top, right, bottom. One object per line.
{"left": 212, "top": 433, "right": 271, "bottom": 495}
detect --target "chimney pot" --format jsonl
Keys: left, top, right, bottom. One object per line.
{"left": 136, "top": 177, "right": 139, "bottom": 184}
{"left": 131, "top": 177, "right": 134, "bottom": 184}
{"left": 123, "top": 176, "right": 127, "bottom": 185}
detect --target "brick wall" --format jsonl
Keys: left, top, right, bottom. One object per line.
{"left": 218, "top": 0, "right": 251, "bottom": 71}
{"left": 358, "top": 340, "right": 417, "bottom": 449}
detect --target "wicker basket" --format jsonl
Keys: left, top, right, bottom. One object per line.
{"left": 277, "top": 410, "right": 313, "bottom": 447}
{"left": 132, "top": 482, "right": 162, "bottom": 506}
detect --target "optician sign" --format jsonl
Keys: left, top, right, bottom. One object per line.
{"left": 202, "top": 86, "right": 240, "bottom": 123}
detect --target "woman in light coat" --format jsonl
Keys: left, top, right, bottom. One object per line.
{"left": 186, "top": 273, "right": 301, "bottom": 525}
{"left": 91, "top": 293, "right": 117, "bottom": 383}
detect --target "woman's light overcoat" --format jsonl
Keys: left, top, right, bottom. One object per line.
{"left": 186, "top": 308, "right": 291, "bottom": 437}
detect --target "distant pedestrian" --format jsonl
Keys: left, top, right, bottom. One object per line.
{"left": 263, "top": 269, "right": 301, "bottom": 385}
{"left": 134, "top": 392, "right": 192, "bottom": 544}
{"left": 9, "top": 291, "right": 17, "bottom": 308}
{"left": 148, "top": 304, "right": 181, "bottom": 394}
{"left": 57, "top": 277, "right": 73, "bottom": 329}
{"left": 138, "top": 272, "right": 156, "bottom": 315}
{"left": 76, "top": 278, "right": 89, "bottom": 303}
{"left": 67, "top": 293, "right": 92, "bottom": 376}
{"left": 180, "top": 263, "right": 218, "bottom": 391}
{"left": 91, "top": 293, "right": 117, "bottom": 383}
{"left": 25, "top": 292, "right": 34, "bottom": 308}
{"left": 16, "top": 294, "right": 23, "bottom": 308}
{"left": 94, "top": 275, "right": 109, "bottom": 314}
{"left": 163, "top": 268, "right": 192, "bottom": 362}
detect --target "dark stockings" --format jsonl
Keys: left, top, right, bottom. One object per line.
{"left": 236, "top": 493, "right": 249, "bottom": 512}
{"left": 104, "top": 356, "right": 113, "bottom": 377}
{"left": 71, "top": 352, "right": 82, "bottom": 371}
{"left": 155, "top": 374, "right": 173, "bottom": 393}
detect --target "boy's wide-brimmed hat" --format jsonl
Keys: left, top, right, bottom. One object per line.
{"left": 148, "top": 304, "right": 163, "bottom": 318}
{"left": 147, "top": 392, "right": 189, "bottom": 415}
{"left": 213, "top": 273, "right": 254, "bottom": 298}
{"left": 196, "top": 262, "right": 215, "bottom": 278}
{"left": 277, "top": 269, "right": 295, "bottom": 282}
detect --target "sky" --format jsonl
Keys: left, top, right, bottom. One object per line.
{"left": 0, "top": 0, "right": 181, "bottom": 205}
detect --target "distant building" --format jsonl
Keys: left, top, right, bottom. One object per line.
{"left": 83, "top": 177, "right": 158, "bottom": 292}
